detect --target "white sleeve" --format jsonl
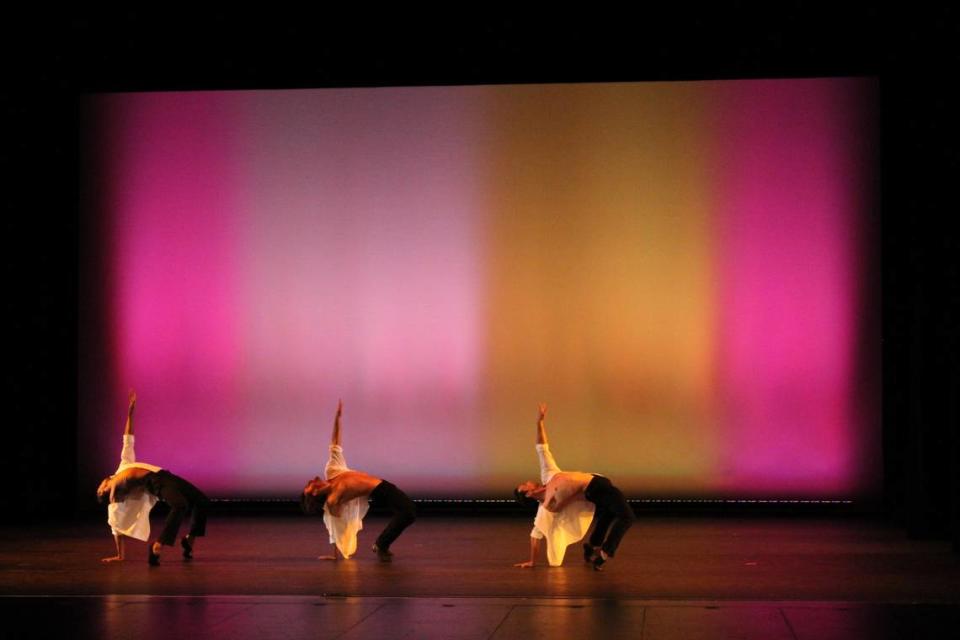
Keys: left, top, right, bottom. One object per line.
{"left": 536, "top": 444, "right": 561, "bottom": 483}
{"left": 119, "top": 434, "right": 136, "bottom": 465}
{"left": 325, "top": 444, "right": 349, "bottom": 478}
{"left": 530, "top": 525, "right": 545, "bottom": 540}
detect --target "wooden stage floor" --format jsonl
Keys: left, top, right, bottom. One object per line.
{"left": 2, "top": 515, "right": 958, "bottom": 638}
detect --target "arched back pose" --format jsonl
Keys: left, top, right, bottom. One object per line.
{"left": 96, "top": 391, "right": 210, "bottom": 566}
{"left": 514, "top": 404, "right": 635, "bottom": 570}
{"left": 301, "top": 401, "right": 416, "bottom": 561}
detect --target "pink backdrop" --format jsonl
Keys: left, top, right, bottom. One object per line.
{"left": 81, "top": 79, "right": 878, "bottom": 498}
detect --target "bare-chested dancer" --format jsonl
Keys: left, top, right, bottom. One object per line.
{"left": 514, "top": 403, "right": 635, "bottom": 570}
{"left": 96, "top": 390, "right": 209, "bottom": 566}
{"left": 301, "top": 401, "right": 416, "bottom": 561}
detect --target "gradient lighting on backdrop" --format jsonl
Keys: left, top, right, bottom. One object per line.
{"left": 82, "top": 79, "right": 878, "bottom": 498}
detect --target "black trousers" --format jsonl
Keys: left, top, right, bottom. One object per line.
{"left": 585, "top": 475, "right": 635, "bottom": 557}
{"left": 144, "top": 470, "right": 210, "bottom": 546}
{"left": 369, "top": 480, "right": 416, "bottom": 551}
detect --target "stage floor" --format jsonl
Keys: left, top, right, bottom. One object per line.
{"left": 2, "top": 516, "right": 958, "bottom": 638}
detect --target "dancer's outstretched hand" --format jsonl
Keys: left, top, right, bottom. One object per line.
{"left": 513, "top": 560, "right": 534, "bottom": 568}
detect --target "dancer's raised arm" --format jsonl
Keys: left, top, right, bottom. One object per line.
{"left": 536, "top": 402, "right": 548, "bottom": 445}
{"left": 123, "top": 390, "right": 137, "bottom": 436}
{"left": 302, "top": 398, "right": 416, "bottom": 562}
{"left": 117, "top": 390, "right": 139, "bottom": 468}
{"left": 325, "top": 400, "right": 349, "bottom": 480}
{"left": 536, "top": 404, "right": 561, "bottom": 483}
{"left": 331, "top": 399, "right": 343, "bottom": 446}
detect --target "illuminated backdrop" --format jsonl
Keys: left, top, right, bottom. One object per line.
{"left": 81, "top": 79, "right": 878, "bottom": 497}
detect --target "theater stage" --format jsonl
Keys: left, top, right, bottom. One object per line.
{"left": 2, "top": 516, "right": 958, "bottom": 638}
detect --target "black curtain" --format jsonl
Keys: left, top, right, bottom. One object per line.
{"left": 881, "top": 71, "right": 959, "bottom": 548}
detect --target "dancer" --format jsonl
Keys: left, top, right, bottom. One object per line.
{"left": 301, "top": 400, "right": 416, "bottom": 561}
{"left": 96, "top": 390, "right": 209, "bottom": 566}
{"left": 514, "top": 403, "right": 635, "bottom": 570}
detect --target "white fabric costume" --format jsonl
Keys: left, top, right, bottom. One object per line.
{"left": 107, "top": 434, "right": 162, "bottom": 542}
{"left": 322, "top": 444, "right": 370, "bottom": 558}
{"left": 529, "top": 443, "right": 596, "bottom": 566}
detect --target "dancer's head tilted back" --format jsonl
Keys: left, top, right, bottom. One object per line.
{"left": 97, "top": 476, "right": 113, "bottom": 504}
{"left": 514, "top": 482, "right": 541, "bottom": 508}
{"left": 301, "top": 476, "right": 330, "bottom": 515}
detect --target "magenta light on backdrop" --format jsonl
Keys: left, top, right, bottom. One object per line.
{"left": 81, "top": 79, "right": 878, "bottom": 498}
{"left": 709, "top": 80, "right": 874, "bottom": 494}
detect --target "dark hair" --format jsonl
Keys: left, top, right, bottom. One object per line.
{"left": 514, "top": 487, "right": 538, "bottom": 509}
{"left": 300, "top": 491, "right": 321, "bottom": 516}
{"left": 97, "top": 477, "right": 111, "bottom": 504}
